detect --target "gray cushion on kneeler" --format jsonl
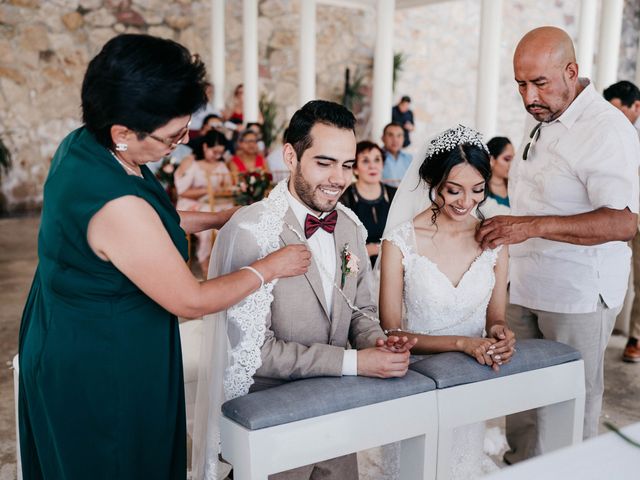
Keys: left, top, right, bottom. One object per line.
{"left": 409, "top": 338, "right": 581, "bottom": 389}
{"left": 222, "top": 370, "right": 437, "bottom": 430}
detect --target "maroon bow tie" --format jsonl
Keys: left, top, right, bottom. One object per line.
{"left": 304, "top": 210, "right": 338, "bottom": 238}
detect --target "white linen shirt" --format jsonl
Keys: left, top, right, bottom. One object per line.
{"left": 285, "top": 189, "right": 358, "bottom": 375}
{"left": 508, "top": 80, "right": 640, "bottom": 314}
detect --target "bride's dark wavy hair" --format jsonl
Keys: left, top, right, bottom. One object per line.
{"left": 418, "top": 143, "right": 492, "bottom": 225}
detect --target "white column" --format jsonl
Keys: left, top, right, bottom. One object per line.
{"left": 211, "top": 0, "right": 225, "bottom": 112}
{"left": 595, "top": 0, "right": 624, "bottom": 92}
{"left": 243, "top": 0, "right": 259, "bottom": 123}
{"left": 576, "top": 0, "right": 598, "bottom": 78}
{"left": 475, "top": 0, "right": 502, "bottom": 138}
{"left": 299, "top": 0, "right": 316, "bottom": 106}
{"left": 371, "top": 0, "right": 395, "bottom": 141}
{"left": 635, "top": 32, "right": 640, "bottom": 87}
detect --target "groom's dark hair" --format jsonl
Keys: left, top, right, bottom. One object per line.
{"left": 284, "top": 100, "right": 356, "bottom": 161}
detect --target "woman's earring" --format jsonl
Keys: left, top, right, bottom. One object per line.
{"left": 115, "top": 143, "right": 128, "bottom": 152}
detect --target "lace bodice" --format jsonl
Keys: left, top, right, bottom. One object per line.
{"left": 384, "top": 221, "right": 500, "bottom": 338}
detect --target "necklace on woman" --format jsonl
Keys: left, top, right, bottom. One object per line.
{"left": 109, "top": 150, "right": 143, "bottom": 178}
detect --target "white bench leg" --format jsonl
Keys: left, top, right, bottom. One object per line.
{"left": 399, "top": 434, "right": 436, "bottom": 480}
{"left": 538, "top": 396, "right": 585, "bottom": 453}
{"left": 434, "top": 427, "right": 454, "bottom": 480}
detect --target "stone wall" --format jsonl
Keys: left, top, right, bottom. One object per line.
{"left": 0, "top": 0, "right": 638, "bottom": 212}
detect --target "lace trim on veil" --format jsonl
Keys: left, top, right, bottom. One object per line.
{"left": 223, "top": 180, "right": 290, "bottom": 399}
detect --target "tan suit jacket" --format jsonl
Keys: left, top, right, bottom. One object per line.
{"left": 224, "top": 205, "right": 384, "bottom": 391}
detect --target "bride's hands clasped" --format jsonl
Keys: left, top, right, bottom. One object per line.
{"left": 487, "top": 323, "right": 516, "bottom": 369}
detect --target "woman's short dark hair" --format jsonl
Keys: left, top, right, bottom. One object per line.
{"left": 284, "top": 100, "right": 356, "bottom": 161}
{"left": 192, "top": 131, "right": 227, "bottom": 160}
{"left": 82, "top": 34, "right": 208, "bottom": 148}
{"left": 486, "top": 136, "right": 512, "bottom": 159}
{"left": 418, "top": 143, "right": 491, "bottom": 224}
{"left": 355, "top": 141, "right": 385, "bottom": 168}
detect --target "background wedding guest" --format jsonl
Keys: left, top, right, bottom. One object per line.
{"left": 190, "top": 82, "right": 219, "bottom": 132}
{"left": 391, "top": 95, "right": 415, "bottom": 147}
{"left": 604, "top": 80, "right": 640, "bottom": 362}
{"left": 339, "top": 140, "right": 396, "bottom": 266}
{"left": 17, "top": 34, "right": 311, "bottom": 480}
{"left": 266, "top": 127, "right": 290, "bottom": 182}
{"left": 228, "top": 128, "right": 268, "bottom": 178}
{"left": 223, "top": 83, "right": 245, "bottom": 126}
{"left": 175, "top": 130, "right": 233, "bottom": 275}
{"left": 476, "top": 27, "right": 639, "bottom": 463}
{"left": 381, "top": 122, "right": 412, "bottom": 187}
{"left": 482, "top": 136, "right": 513, "bottom": 218}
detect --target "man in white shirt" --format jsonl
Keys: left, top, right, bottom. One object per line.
{"left": 603, "top": 80, "right": 640, "bottom": 363}
{"left": 476, "top": 27, "right": 639, "bottom": 463}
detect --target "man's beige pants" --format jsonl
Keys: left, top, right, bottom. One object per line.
{"left": 504, "top": 298, "right": 619, "bottom": 463}
{"left": 615, "top": 232, "right": 640, "bottom": 340}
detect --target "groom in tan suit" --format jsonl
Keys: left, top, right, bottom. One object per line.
{"left": 223, "top": 100, "right": 415, "bottom": 479}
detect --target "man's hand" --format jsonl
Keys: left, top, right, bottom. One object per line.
{"left": 476, "top": 215, "right": 535, "bottom": 249}
{"left": 376, "top": 335, "right": 418, "bottom": 353}
{"left": 357, "top": 347, "right": 411, "bottom": 378}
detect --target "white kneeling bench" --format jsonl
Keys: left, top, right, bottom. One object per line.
{"left": 220, "top": 372, "right": 439, "bottom": 479}
{"left": 409, "top": 339, "right": 585, "bottom": 480}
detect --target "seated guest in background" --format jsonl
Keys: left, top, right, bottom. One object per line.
{"left": 246, "top": 121, "right": 266, "bottom": 154}
{"left": 340, "top": 141, "right": 396, "bottom": 266}
{"left": 190, "top": 82, "right": 219, "bottom": 132}
{"left": 483, "top": 136, "right": 513, "bottom": 217}
{"left": 604, "top": 80, "right": 640, "bottom": 362}
{"left": 391, "top": 95, "right": 415, "bottom": 147}
{"left": 381, "top": 122, "right": 412, "bottom": 187}
{"left": 228, "top": 128, "right": 268, "bottom": 177}
{"left": 267, "top": 128, "right": 290, "bottom": 183}
{"left": 197, "top": 113, "right": 234, "bottom": 154}
{"left": 223, "top": 83, "right": 245, "bottom": 126}
{"left": 175, "top": 131, "right": 233, "bottom": 274}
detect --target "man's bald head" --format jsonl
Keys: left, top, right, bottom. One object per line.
{"left": 514, "top": 27, "right": 581, "bottom": 122}
{"left": 515, "top": 27, "right": 576, "bottom": 67}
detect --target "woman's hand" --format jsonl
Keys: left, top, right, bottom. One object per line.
{"left": 457, "top": 337, "right": 498, "bottom": 369}
{"left": 487, "top": 323, "right": 516, "bottom": 367}
{"left": 254, "top": 244, "right": 311, "bottom": 282}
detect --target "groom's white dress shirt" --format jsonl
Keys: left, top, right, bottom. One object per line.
{"left": 285, "top": 189, "right": 358, "bottom": 375}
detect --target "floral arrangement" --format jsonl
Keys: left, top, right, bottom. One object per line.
{"left": 233, "top": 170, "right": 273, "bottom": 206}
{"left": 340, "top": 243, "right": 360, "bottom": 288}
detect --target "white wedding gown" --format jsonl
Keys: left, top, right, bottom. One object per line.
{"left": 368, "top": 220, "right": 501, "bottom": 479}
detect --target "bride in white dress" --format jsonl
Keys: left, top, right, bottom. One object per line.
{"left": 378, "top": 125, "right": 516, "bottom": 479}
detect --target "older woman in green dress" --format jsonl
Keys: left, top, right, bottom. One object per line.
{"left": 17, "top": 34, "right": 310, "bottom": 480}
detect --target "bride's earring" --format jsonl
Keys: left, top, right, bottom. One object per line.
{"left": 115, "top": 143, "right": 128, "bottom": 152}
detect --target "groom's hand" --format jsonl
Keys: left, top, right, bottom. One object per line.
{"left": 376, "top": 336, "right": 418, "bottom": 353}
{"left": 357, "top": 347, "right": 410, "bottom": 378}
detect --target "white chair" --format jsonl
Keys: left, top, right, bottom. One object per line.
{"left": 410, "top": 339, "right": 586, "bottom": 480}
{"left": 179, "top": 319, "right": 203, "bottom": 438}
{"left": 219, "top": 372, "right": 439, "bottom": 479}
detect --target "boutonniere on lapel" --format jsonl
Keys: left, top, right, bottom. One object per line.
{"left": 340, "top": 243, "right": 360, "bottom": 288}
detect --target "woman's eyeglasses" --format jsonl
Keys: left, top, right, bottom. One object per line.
{"left": 522, "top": 122, "right": 542, "bottom": 161}
{"left": 145, "top": 119, "right": 192, "bottom": 148}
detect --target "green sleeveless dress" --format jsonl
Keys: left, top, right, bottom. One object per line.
{"left": 18, "top": 128, "right": 188, "bottom": 479}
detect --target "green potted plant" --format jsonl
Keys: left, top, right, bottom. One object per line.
{"left": 259, "top": 94, "right": 284, "bottom": 152}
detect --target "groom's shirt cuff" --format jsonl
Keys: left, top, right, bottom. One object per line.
{"left": 341, "top": 349, "right": 358, "bottom": 376}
